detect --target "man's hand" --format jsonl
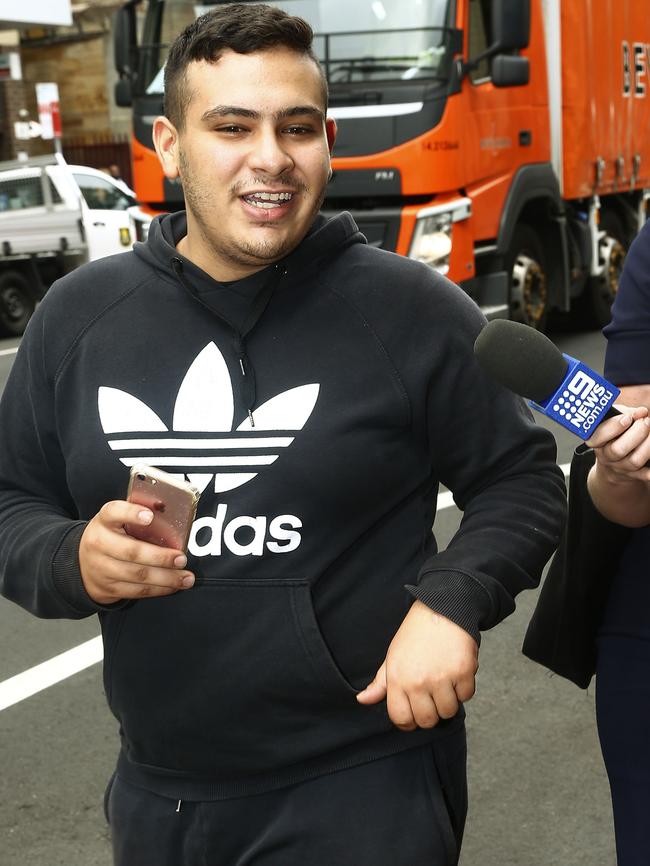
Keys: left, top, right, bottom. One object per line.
{"left": 79, "top": 501, "right": 195, "bottom": 605}
{"left": 356, "top": 600, "right": 478, "bottom": 730}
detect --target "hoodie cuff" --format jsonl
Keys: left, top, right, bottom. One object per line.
{"left": 405, "top": 570, "right": 492, "bottom": 646}
{"left": 52, "top": 522, "right": 128, "bottom": 615}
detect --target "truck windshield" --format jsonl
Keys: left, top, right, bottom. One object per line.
{"left": 139, "top": 0, "right": 455, "bottom": 95}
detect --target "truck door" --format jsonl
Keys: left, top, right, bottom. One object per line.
{"left": 72, "top": 172, "right": 135, "bottom": 260}
{"left": 463, "top": 0, "right": 534, "bottom": 241}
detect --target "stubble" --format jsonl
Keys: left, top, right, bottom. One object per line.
{"left": 178, "top": 147, "right": 328, "bottom": 270}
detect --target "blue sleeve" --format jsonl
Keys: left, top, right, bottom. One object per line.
{"left": 604, "top": 218, "right": 650, "bottom": 385}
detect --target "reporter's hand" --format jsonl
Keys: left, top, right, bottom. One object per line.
{"left": 356, "top": 600, "right": 478, "bottom": 730}
{"left": 79, "top": 500, "right": 195, "bottom": 604}
{"left": 586, "top": 404, "right": 650, "bottom": 483}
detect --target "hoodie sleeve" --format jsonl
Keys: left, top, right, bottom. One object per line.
{"left": 405, "top": 286, "right": 567, "bottom": 645}
{"left": 0, "top": 295, "right": 107, "bottom": 619}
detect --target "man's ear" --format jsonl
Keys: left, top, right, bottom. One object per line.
{"left": 152, "top": 116, "right": 181, "bottom": 179}
{"left": 325, "top": 117, "right": 337, "bottom": 154}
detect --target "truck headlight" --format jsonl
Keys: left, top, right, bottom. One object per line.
{"left": 409, "top": 213, "right": 453, "bottom": 273}
{"left": 409, "top": 198, "right": 472, "bottom": 275}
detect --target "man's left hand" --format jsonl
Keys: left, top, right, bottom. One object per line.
{"left": 356, "top": 600, "right": 479, "bottom": 730}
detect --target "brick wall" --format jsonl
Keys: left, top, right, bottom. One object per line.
{"left": 22, "top": 35, "right": 111, "bottom": 142}
{"left": 0, "top": 79, "right": 28, "bottom": 160}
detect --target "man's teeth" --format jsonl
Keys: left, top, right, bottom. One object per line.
{"left": 244, "top": 192, "right": 293, "bottom": 208}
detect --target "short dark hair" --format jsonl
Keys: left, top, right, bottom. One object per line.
{"left": 164, "top": 3, "right": 328, "bottom": 130}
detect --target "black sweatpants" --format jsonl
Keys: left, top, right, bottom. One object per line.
{"left": 106, "top": 731, "right": 467, "bottom": 866}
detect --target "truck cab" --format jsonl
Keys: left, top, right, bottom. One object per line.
{"left": 115, "top": 0, "right": 650, "bottom": 330}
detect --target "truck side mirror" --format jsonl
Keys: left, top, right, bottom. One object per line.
{"left": 115, "top": 79, "right": 133, "bottom": 108}
{"left": 491, "top": 0, "right": 531, "bottom": 51}
{"left": 114, "top": 6, "right": 136, "bottom": 76}
{"left": 460, "top": 0, "right": 530, "bottom": 82}
{"left": 492, "top": 55, "right": 530, "bottom": 88}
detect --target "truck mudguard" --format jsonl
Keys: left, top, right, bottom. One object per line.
{"left": 497, "top": 163, "right": 570, "bottom": 310}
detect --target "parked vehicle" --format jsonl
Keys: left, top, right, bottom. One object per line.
{"left": 0, "top": 154, "right": 150, "bottom": 335}
{"left": 113, "top": 0, "right": 650, "bottom": 330}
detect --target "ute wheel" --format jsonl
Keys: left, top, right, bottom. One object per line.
{"left": 0, "top": 271, "right": 35, "bottom": 337}
{"left": 581, "top": 211, "right": 626, "bottom": 329}
{"left": 506, "top": 224, "right": 549, "bottom": 332}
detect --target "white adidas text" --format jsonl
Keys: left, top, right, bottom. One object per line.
{"left": 189, "top": 504, "right": 302, "bottom": 557}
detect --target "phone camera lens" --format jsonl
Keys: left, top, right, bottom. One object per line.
{"left": 137, "top": 473, "right": 146, "bottom": 481}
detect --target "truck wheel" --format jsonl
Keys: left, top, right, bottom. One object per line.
{"left": 507, "top": 225, "right": 548, "bottom": 332}
{"left": 0, "top": 271, "right": 35, "bottom": 337}
{"left": 582, "top": 211, "right": 626, "bottom": 329}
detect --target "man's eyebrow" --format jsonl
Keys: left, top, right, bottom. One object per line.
{"left": 200, "top": 105, "right": 325, "bottom": 123}
{"left": 275, "top": 106, "right": 325, "bottom": 122}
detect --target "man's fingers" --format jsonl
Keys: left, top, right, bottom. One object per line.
{"left": 98, "top": 499, "right": 155, "bottom": 530}
{"left": 99, "top": 557, "right": 195, "bottom": 591}
{"left": 386, "top": 685, "right": 417, "bottom": 731}
{"left": 408, "top": 690, "right": 441, "bottom": 729}
{"left": 82, "top": 516, "right": 187, "bottom": 571}
{"left": 103, "top": 532, "right": 188, "bottom": 571}
{"left": 454, "top": 675, "right": 476, "bottom": 704}
{"left": 101, "top": 578, "right": 184, "bottom": 600}
{"left": 356, "top": 661, "right": 387, "bottom": 704}
{"left": 85, "top": 561, "right": 194, "bottom": 604}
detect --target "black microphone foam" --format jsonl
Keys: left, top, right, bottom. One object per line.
{"left": 473, "top": 319, "right": 569, "bottom": 403}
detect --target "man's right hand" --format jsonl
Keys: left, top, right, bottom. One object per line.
{"left": 79, "top": 501, "right": 195, "bottom": 605}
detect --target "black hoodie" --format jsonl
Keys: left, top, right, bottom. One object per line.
{"left": 0, "top": 212, "right": 566, "bottom": 799}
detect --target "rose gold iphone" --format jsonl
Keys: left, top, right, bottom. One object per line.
{"left": 125, "top": 464, "right": 200, "bottom": 551}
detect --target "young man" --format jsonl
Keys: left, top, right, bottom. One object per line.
{"left": 0, "top": 5, "right": 565, "bottom": 864}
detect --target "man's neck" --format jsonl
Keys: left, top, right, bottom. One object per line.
{"left": 175, "top": 234, "right": 266, "bottom": 283}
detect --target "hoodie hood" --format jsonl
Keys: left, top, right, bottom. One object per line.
{"left": 134, "top": 210, "right": 365, "bottom": 331}
{"left": 133, "top": 210, "right": 365, "bottom": 426}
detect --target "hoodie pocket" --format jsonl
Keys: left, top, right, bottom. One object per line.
{"left": 106, "top": 578, "right": 389, "bottom": 778}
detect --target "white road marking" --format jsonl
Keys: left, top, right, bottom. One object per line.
{"left": 0, "top": 347, "right": 19, "bottom": 357}
{"left": 0, "top": 461, "right": 573, "bottom": 711}
{"left": 0, "top": 635, "right": 103, "bottom": 711}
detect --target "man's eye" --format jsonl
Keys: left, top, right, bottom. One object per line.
{"left": 217, "top": 125, "right": 246, "bottom": 134}
{"left": 285, "top": 126, "right": 312, "bottom": 135}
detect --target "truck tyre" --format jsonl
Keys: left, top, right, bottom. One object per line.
{"left": 581, "top": 211, "right": 626, "bottom": 329}
{"left": 506, "top": 224, "right": 549, "bottom": 332}
{"left": 0, "top": 271, "right": 35, "bottom": 337}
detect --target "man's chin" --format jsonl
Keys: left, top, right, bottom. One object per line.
{"left": 235, "top": 228, "right": 303, "bottom": 262}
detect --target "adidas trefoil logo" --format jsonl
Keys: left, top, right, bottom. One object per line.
{"left": 98, "top": 342, "right": 320, "bottom": 494}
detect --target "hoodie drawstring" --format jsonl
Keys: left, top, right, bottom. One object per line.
{"left": 170, "top": 258, "right": 285, "bottom": 426}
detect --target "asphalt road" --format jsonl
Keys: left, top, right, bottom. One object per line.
{"left": 0, "top": 325, "right": 616, "bottom": 866}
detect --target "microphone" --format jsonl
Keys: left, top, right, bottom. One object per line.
{"left": 473, "top": 319, "right": 620, "bottom": 441}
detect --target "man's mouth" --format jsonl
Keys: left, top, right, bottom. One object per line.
{"left": 241, "top": 191, "right": 295, "bottom": 210}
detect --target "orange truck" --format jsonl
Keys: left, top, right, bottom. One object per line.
{"left": 114, "top": 0, "right": 650, "bottom": 329}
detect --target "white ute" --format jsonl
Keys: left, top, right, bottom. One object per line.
{"left": 0, "top": 153, "right": 151, "bottom": 335}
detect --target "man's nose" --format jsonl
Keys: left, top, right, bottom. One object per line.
{"left": 248, "top": 128, "right": 294, "bottom": 176}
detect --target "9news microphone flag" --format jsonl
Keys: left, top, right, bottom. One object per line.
{"left": 529, "top": 357, "right": 619, "bottom": 440}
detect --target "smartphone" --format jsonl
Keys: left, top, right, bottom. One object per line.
{"left": 125, "top": 464, "right": 200, "bottom": 551}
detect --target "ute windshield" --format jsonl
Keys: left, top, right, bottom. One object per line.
{"left": 138, "top": 0, "right": 456, "bottom": 95}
